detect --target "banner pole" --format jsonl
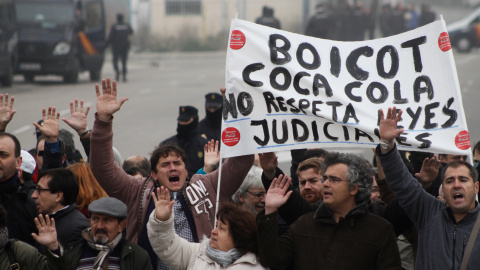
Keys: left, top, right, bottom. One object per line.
{"left": 214, "top": 146, "right": 224, "bottom": 227}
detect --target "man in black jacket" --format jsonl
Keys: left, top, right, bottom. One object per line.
{"left": 0, "top": 133, "right": 37, "bottom": 246}
{"left": 257, "top": 152, "right": 402, "bottom": 269}
{"left": 31, "top": 168, "right": 89, "bottom": 249}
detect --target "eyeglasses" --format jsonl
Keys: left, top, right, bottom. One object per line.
{"left": 320, "top": 176, "right": 347, "bottom": 185}
{"left": 34, "top": 186, "right": 51, "bottom": 194}
{"left": 246, "top": 191, "right": 266, "bottom": 200}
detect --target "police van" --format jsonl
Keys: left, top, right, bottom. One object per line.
{"left": 0, "top": 0, "right": 17, "bottom": 86}
{"left": 14, "top": 0, "right": 127, "bottom": 83}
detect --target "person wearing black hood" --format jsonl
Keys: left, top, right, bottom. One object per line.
{"left": 255, "top": 6, "right": 281, "bottom": 29}
{"left": 198, "top": 93, "right": 223, "bottom": 142}
{"left": 160, "top": 106, "right": 208, "bottom": 177}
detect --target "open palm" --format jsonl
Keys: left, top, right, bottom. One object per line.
{"left": 95, "top": 78, "right": 128, "bottom": 120}
{"left": 265, "top": 174, "right": 292, "bottom": 214}
{"left": 152, "top": 186, "right": 175, "bottom": 221}
{"left": 32, "top": 214, "right": 59, "bottom": 251}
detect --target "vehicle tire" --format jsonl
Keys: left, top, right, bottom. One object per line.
{"left": 0, "top": 64, "right": 13, "bottom": 87}
{"left": 63, "top": 59, "right": 80, "bottom": 83}
{"left": 89, "top": 69, "right": 101, "bottom": 82}
{"left": 457, "top": 36, "right": 472, "bottom": 53}
{"left": 24, "top": 74, "right": 34, "bottom": 83}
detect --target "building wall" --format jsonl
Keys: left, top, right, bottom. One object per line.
{"left": 148, "top": 0, "right": 305, "bottom": 42}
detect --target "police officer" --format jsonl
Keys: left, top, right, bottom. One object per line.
{"left": 197, "top": 92, "right": 223, "bottom": 142}
{"left": 160, "top": 106, "right": 208, "bottom": 177}
{"left": 107, "top": 13, "right": 133, "bottom": 82}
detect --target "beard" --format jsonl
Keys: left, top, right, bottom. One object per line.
{"left": 93, "top": 229, "right": 109, "bottom": 244}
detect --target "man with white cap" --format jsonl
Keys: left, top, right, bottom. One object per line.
{"left": 34, "top": 197, "right": 152, "bottom": 269}
{"left": 18, "top": 149, "right": 37, "bottom": 197}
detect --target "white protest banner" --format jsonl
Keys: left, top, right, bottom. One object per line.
{"left": 221, "top": 18, "right": 470, "bottom": 158}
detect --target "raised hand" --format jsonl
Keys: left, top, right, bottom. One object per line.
{"left": 62, "top": 99, "right": 90, "bottom": 135}
{"left": 379, "top": 107, "right": 404, "bottom": 144}
{"left": 415, "top": 156, "right": 440, "bottom": 189}
{"left": 0, "top": 93, "right": 16, "bottom": 132}
{"left": 265, "top": 174, "right": 293, "bottom": 215}
{"left": 33, "top": 107, "right": 60, "bottom": 143}
{"left": 152, "top": 186, "right": 175, "bottom": 221}
{"left": 258, "top": 152, "right": 278, "bottom": 180}
{"left": 95, "top": 78, "right": 128, "bottom": 121}
{"left": 220, "top": 87, "right": 226, "bottom": 98}
{"left": 203, "top": 140, "right": 220, "bottom": 173}
{"left": 32, "top": 214, "right": 59, "bottom": 251}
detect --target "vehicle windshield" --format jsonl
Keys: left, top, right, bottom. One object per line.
{"left": 15, "top": 3, "right": 75, "bottom": 28}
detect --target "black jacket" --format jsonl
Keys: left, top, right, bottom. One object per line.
{"left": 257, "top": 203, "right": 402, "bottom": 269}
{"left": 0, "top": 172, "right": 37, "bottom": 246}
{"left": 36, "top": 204, "right": 90, "bottom": 254}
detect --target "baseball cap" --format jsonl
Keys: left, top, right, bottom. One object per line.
{"left": 177, "top": 106, "right": 198, "bottom": 121}
{"left": 20, "top": 150, "right": 36, "bottom": 174}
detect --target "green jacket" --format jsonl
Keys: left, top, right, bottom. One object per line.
{"left": 0, "top": 240, "right": 48, "bottom": 270}
{"left": 46, "top": 238, "right": 153, "bottom": 270}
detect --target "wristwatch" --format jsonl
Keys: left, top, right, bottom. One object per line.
{"left": 379, "top": 140, "right": 393, "bottom": 150}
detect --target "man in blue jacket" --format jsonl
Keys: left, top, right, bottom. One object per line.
{"left": 378, "top": 107, "right": 480, "bottom": 270}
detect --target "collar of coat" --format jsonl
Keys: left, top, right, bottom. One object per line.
{"left": 199, "top": 238, "right": 259, "bottom": 266}
{"left": 314, "top": 201, "right": 369, "bottom": 225}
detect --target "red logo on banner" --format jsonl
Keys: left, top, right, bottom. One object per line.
{"left": 230, "top": 30, "right": 246, "bottom": 50}
{"left": 222, "top": 127, "right": 241, "bottom": 146}
{"left": 455, "top": 130, "right": 471, "bottom": 150}
{"left": 438, "top": 32, "right": 451, "bottom": 52}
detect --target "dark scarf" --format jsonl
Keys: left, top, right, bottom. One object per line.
{"left": 0, "top": 170, "right": 19, "bottom": 186}
{"left": 205, "top": 107, "right": 223, "bottom": 128}
{"left": 177, "top": 118, "right": 199, "bottom": 139}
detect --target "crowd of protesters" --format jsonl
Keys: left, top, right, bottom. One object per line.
{"left": 0, "top": 77, "right": 479, "bottom": 270}
{"left": 0, "top": 4, "right": 474, "bottom": 269}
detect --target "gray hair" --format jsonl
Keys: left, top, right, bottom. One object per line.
{"left": 231, "top": 166, "right": 264, "bottom": 203}
{"left": 324, "top": 152, "right": 374, "bottom": 205}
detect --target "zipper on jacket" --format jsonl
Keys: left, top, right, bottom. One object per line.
{"left": 461, "top": 234, "right": 467, "bottom": 260}
{"left": 452, "top": 225, "right": 457, "bottom": 270}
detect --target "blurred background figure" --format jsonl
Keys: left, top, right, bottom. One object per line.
{"left": 419, "top": 4, "right": 436, "bottom": 27}
{"left": 255, "top": 6, "right": 281, "bottom": 29}
{"left": 107, "top": 13, "right": 134, "bottom": 82}
{"left": 305, "top": 3, "right": 333, "bottom": 39}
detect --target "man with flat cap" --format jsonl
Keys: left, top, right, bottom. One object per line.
{"left": 33, "top": 197, "right": 152, "bottom": 270}
{"left": 160, "top": 105, "right": 208, "bottom": 177}
{"left": 198, "top": 92, "right": 223, "bottom": 142}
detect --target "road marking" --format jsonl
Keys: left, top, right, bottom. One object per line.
{"left": 12, "top": 125, "right": 32, "bottom": 135}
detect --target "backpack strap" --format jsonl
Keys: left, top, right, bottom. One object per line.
{"left": 5, "top": 239, "right": 19, "bottom": 270}
{"left": 460, "top": 213, "right": 480, "bottom": 270}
